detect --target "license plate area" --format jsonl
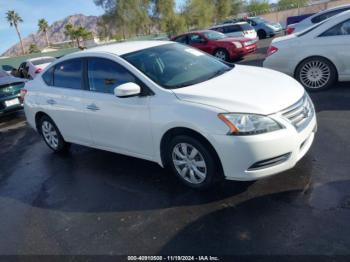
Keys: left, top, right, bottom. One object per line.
{"left": 5, "top": 98, "right": 20, "bottom": 107}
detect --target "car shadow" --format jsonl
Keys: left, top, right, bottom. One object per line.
{"left": 159, "top": 180, "right": 350, "bottom": 255}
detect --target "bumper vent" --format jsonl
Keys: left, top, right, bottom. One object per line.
{"left": 281, "top": 94, "right": 314, "bottom": 131}
{"left": 248, "top": 153, "right": 291, "bottom": 171}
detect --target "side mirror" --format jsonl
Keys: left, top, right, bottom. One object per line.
{"left": 114, "top": 82, "right": 141, "bottom": 98}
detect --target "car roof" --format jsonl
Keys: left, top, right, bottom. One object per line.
{"left": 27, "top": 56, "right": 55, "bottom": 62}
{"left": 210, "top": 22, "right": 246, "bottom": 29}
{"left": 84, "top": 41, "right": 172, "bottom": 56}
{"left": 307, "top": 4, "right": 350, "bottom": 19}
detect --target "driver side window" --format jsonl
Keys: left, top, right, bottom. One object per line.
{"left": 87, "top": 58, "right": 136, "bottom": 94}
{"left": 189, "top": 34, "right": 205, "bottom": 44}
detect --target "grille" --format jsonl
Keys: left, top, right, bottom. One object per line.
{"left": 281, "top": 94, "right": 314, "bottom": 131}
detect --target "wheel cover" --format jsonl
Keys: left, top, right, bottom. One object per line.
{"left": 172, "top": 143, "right": 207, "bottom": 184}
{"left": 215, "top": 50, "right": 227, "bottom": 61}
{"left": 299, "top": 60, "right": 331, "bottom": 89}
{"left": 42, "top": 121, "right": 59, "bottom": 149}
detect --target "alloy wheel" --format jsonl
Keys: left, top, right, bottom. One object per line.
{"left": 214, "top": 50, "right": 227, "bottom": 61}
{"left": 172, "top": 143, "right": 207, "bottom": 184}
{"left": 41, "top": 121, "right": 59, "bottom": 149}
{"left": 299, "top": 60, "right": 331, "bottom": 89}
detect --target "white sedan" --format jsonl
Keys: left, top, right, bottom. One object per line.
{"left": 264, "top": 10, "right": 350, "bottom": 91}
{"left": 23, "top": 41, "right": 316, "bottom": 189}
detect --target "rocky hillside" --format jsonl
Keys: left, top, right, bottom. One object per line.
{"left": 3, "top": 14, "right": 99, "bottom": 57}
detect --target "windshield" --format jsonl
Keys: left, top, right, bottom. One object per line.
{"left": 31, "top": 57, "right": 56, "bottom": 66}
{"left": 122, "top": 43, "right": 232, "bottom": 89}
{"left": 251, "top": 17, "right": 267, "bottom": 24}
{"left": 202, "top": 31, "right": 226, "bottom": 40}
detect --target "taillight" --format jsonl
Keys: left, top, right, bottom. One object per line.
{"left": 35, "top": 68, "right": 42, "bottom": 74}
{"left": 267, "top": 46, "right": 278, "bottom": 57}
{"left": 286, "top": 27, "right": 295, "bottom": 35}
{"left": 19, "top": 88, "right": 27, "bottom": 103}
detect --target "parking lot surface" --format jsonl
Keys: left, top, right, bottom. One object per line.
{"left": 0, "top": 38, "right": 350, "bottom": 257}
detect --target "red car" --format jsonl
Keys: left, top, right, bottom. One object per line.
{"left": 171, "top": 30, "right": 257, "bottom": 62}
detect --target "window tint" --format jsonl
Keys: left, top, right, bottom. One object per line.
{"left": 311, "top": 8, "right": 350, "bottom": 24}
{"left": 320, "top": 19, "right": 350, "bottom": 36}
{"left": 188, "top": 34, "right": 205, "bottom": 44}
{"left": 87, "top": 58, "right": 136, "bottom": 94}
{"left": 224, "top": 25, "right": 240, "bottom": 33}
{"left": 174, "top": 35, "right": 188, "bottom": 44}
{"left": 53, "top": 59, "right": 82, "bottom": 89}
{"left": 42, "top": 67, "right": 54, "bottom": 86}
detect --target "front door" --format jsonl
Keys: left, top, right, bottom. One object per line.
{"left": 83, "top": 57, "right": 154, "bottom": 158}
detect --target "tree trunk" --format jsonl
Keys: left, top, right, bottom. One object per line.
{"left": 45, "top": 31, "right": 50, "bottom": 47}
{"left": 15, "top": 25, "right": 25, "bottom": 55}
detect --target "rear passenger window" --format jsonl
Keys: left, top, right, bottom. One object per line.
{"left": 42, "top": 67, "right": 54, "bottom": 86}
{"left": 224, "top": 25, "right": 240, "bottom": 33}
{"left": 53, "top": 59, "right": 82, "bottom": 89}
{"left": 174, "top": 35, "right": 188, "bottom": 44}
{"left": 87, "top": 58, "right": 136, "bottom": 94}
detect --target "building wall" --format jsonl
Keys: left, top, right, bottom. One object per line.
{"left": 261, "top": 0, "right": 350, "bottom": 25}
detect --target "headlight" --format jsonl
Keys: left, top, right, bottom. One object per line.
{"left": 232, "top": 41, "right": 243, "bottom": 48}
{"left": 218, "top": 113, "right": 283, "bottom": 135}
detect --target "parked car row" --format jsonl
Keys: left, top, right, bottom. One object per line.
{"left": 265, "top": 10, "right": 350, "bottom": 91}
{"left": 0, "top": 56, "right": 56, "bottom": 116}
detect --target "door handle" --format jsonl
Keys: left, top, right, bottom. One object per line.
{"left": 47, "top": 99, "right": 57, "bottom": 105}
{"left": 86, "top": 104, "right": 100, "bottom": 111}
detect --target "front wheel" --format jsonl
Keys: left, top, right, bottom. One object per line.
{"left": 295, "top": 57, "right": 336, "bottom": 91}
{"left": 214, "top": 49, "right": 229, "bottom": 62}
{"left": 39, "top": 115, "right": 70, "bottom": 153}
{"left": 166, "top": 135, "right": 218, "bottom": 189}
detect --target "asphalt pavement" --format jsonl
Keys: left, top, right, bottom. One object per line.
{"left": 0, "top": 38, "right": 350, "bottom": 260}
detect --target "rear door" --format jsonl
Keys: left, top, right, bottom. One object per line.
{"left": 41, "top": 58, "right": 92, "bottom": 144}
{"left": 223, "top": 25, "right": 244, "bottom": 37}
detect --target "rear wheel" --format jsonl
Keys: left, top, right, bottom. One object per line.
{"left": 166, "top": 135, "right": 218, "bottom": 189}
{"left": 295, "top": 57, "right": 336, "bottom": 91}
{"left": 214, "top": 48, "right": 229, "bottom": 62}
{"left": 39, "top": 115, "right": 70, "bottom": 153}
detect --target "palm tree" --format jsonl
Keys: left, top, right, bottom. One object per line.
{"left": 38, "top": 19, "right": 50, "bottom": 47}
{"left": 6, "top": 10, "right": 25, "bottom": 55}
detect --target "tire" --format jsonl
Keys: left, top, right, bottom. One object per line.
{"left": 295, "top": 57, "right": 336, "bottom": 92}
{"left": 39, "top": 115, "right": 70, "bottom": 153}
{"left": 214, "top": 48, "right": 230, "bottom": 62}
{"left": 166, "top": 135, "right": 218, "bottom": 189}
{"left": 257, "top": 30, "right": 267, "bottom": 39}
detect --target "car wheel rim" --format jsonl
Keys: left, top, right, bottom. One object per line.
{"left": 299, "top": 60, "right": 331, "bottom": 89}
{"left": 172, "top": 143, "right": 207, "bottom": 184}
{"left": 215, "top": 51, "right": 227, "bottom": 61}
{"left": 42, "top": 121, "right": 59, "bottom": 149}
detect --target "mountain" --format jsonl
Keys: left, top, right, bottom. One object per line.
{"left": 2, "top": 14, "right": 99, "bottom": 57}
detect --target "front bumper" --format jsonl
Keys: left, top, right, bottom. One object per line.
{"left": 230, "top": 44, "right": 257, "bottom": 59}
{"left": 211, "top": 113, "right": 316, "bottom": 181}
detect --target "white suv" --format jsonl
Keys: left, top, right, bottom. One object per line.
{"left": 24, "top": 41, "right": 317, "bottom": 189}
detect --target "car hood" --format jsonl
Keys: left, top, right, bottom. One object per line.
{"left": 172, "top": 65, "right": 305, "bottom": 115}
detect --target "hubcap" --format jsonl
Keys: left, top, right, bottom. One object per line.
{"left": 215, "top": 51, "right": 227, "bottom": 61}
{"left": 41, "top": 121, "right": 59, "bottom": 149}
{"left": 172, "top": 143, "right": 207, "bottom": 184}
{"left": 300, "top": 60, "right": 331, "bottom": 89}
